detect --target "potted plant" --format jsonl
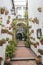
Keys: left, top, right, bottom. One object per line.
{"left": 37, "top": 7, "right": 42, "bottom": 12}
{"left": 5, "top": 10, "right": 9, "bottom": 15}
{"left": 1, "top": 8, "right": 5, "bottom": 14}
{"left": 6, "top": 38, "right": 9, "bottom": 41}
{"left": 33, "top": 44, "right": 37, "bottom": 48}
{"left": 40, "top": 36, "right": 43, "bottom": 45}
{"left": 38, "top": 49, "right": 43, "bottom": 55}
{"left": 1, "top": 29, "right": 8, "bottom": 33}
{"left": 8, "top": 16, "right": 11, "bottom": 20}
{"left": 6, "top": 20, "right": 10, "bottom": 24}
{"left": 35, "top": 55, "right": 41, "bottom": 64}
{"left": 31, "top": 29, "right": 34, "bottom": 33}
{"left": 25, "top": 39, "right": 31, "bottom": 48}
{"left": 0, "top": 39, "right": 6, "bottom": 46}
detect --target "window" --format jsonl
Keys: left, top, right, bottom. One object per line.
{"left": 37, "top": 29, "right": 42, "bottom": 39}
{"left": 17, "top": 7, "right": 21, "bottom": 10}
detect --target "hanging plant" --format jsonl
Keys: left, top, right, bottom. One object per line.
{"left": 37, "top": 7, "right": 42, "bottom": 12}
{"left": 5, "top": 10, "right": 9, "bottom": 15}
{"left": 31, "top": 29, "right": 34, "bottom": 33}
{"left": 7, "top": 20, "right": 10, "bottom": 24}
{"left": 8, "top": 16, "right": 11, "bottom": 20}
{"left": 33, "top": 44, "right": 37, "bottom": 48}
{"left": 38, "top": 49, "right": 43, "bottom": 55}
{"left": 9, "top": 26, "right": 12, "bottom": 30}
{"left": 0, "top": 39, "right": 6, "bottom": 46}
{"left": 1, "top": 29, "right": 8, "bottom": 33}
{"left": 32, "top": 17, "right": 39, "bottom": 24}
{"left": 1, "top": 8, "right": 5, "bottom": 14}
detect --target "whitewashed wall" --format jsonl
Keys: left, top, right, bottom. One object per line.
{"left": 28, "top": 0, "right": 43, "bottom": 42}
{"left": 28, "top": 0, "right": 43, "bottom": 64}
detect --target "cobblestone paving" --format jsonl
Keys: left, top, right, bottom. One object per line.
{"left": 11, "top": 41, "right": 37, "bottom": 65}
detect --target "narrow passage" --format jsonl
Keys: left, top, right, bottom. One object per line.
{"left": 11, "top": 41, "right": 37, "bottom": 65}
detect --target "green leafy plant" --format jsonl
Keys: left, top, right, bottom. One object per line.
{"left": 5, "top": 40, "right": 17, "bottom": 58}
{"left": 0, "top": 39, "right": 6, "bottom": 46}
{"left": 5, "top": 44, "right": 16, "bottom": 58}
{"left": 25, "top": 39, "right": 30, "bottom": 48}
{"left": 38, "top": 49, "right": 43, "bottom": 55}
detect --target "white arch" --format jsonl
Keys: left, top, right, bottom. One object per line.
{"left": 15, "top": 21, "right": 27, "bottom": 26}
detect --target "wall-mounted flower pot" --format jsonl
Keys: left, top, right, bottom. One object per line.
{"left": 40, "top": 40, "right": 43, "bottom": 45}
{"left": 5, "top": 10, "right": 9, "bottom": 15}
{"left": 34, "top": 44, "right": 37, "bottom": 48}
{"left": 32, "top": 17, "right": 39, "bottom": 24}
{"left": 38, "top": 49, "right": 43, "bottom": 55}
{"left": 7, "top": 20, "right": 10, "bottom": 24}
{"left": 8, "top": 16, "right": 11, "bottom": 20}
{"left": 37, "top": 7, "right": 42, "bottom": 12}
{"left": 0, "top": 39, "right": 6, "bottom": 46}
{"left": 31, "top": 29, "right": 34, "bottom": 33}
{"left": 1, "top": 8, "right": 5, "bottom": 14}
{"left": 9, "top": 27, "right": 12, "bottom": 30}
{"left": 40, "top": 50, "right": 43, "bottom": 55}
{"left": 1, "top": 29, "right": 8, "bottom": 33}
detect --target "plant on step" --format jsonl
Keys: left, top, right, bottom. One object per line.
{"left": 35, "top": 55, "right": 41, "bottom": 64}
{"left": 25, "top": 38, "right": 31, "bottom": 48}
{"left": 8, "top": 40, "right": 17, "bottom": 47}
{"left": 5, "top": 44, "right": 16, "bottom": 59}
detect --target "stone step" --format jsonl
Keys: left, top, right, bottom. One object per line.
{"left": 11, "top": 57, "right": 35, "bottom": 61}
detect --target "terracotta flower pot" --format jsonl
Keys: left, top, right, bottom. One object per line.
{"left": 1, "top": 8, "right": 5, "bottom": 14}
{"left": 37, "top": 7, "right": 42, "bottom": 12}
{"left": 8, "top": 16, "right": 11, "bottom": 20}
{"left": 34, "top": 44, "right": 37, "bottom": 48}
{"left": 5, "top": 10, "right": 9, "bottom": 15}
{"left": 1, "top": 29, "right": 8, "bottom": 33}
{"left": 31, "top": 29, "right": 34, "bottom": 33}
{"left": 40, "top": 50, "right": 43, "bottom": 55}
{"left": 7, "top": 20, "right": 10, "bottom": 24}
{"left": 40, "top": 40, "right": 43, "bottom": 45}
{"left": 0, "top": 39, "right": 6, "bottom": 46}
{"left": 35, "top": 56, "right": 41, "bottom": 64}
{"left": 9, "top": 27, "right": 12, "bottom": 30}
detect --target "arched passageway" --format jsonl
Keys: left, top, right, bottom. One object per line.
{"left": 15, "top": 22, "right": 27, "bottom": 40}
{"left": 16, "top": 33, "right": 22, "bottom": 40}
